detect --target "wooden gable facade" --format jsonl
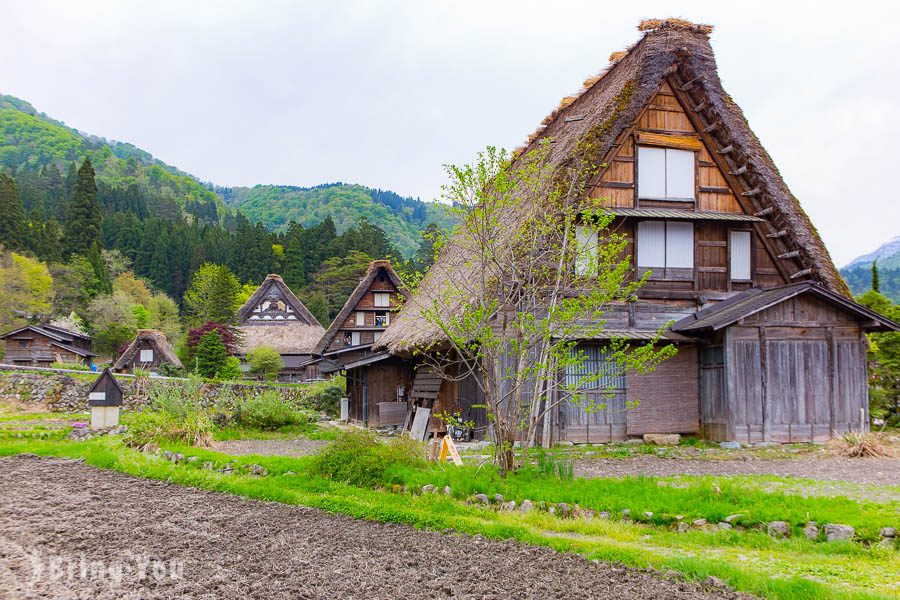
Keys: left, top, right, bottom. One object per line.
{"left": 113, "top": 329, "right": 183, "bottom": 374}
{"left": 0, "top": 325, "right": 95, "bottom": 367}
{"left": 368, "top": 19, "right": 898, "bottom": 444}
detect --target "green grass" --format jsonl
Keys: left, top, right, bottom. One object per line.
{"left": 0, "top": 436, "right": 896, "bottom": 599}
{"left": 212, "top": 422, "right": 338, "bottom": 441}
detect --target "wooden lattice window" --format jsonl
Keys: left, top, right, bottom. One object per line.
{"left": 565, "top": 346, "right": 625, "bottom": 391}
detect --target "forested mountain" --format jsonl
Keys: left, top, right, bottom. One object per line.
{"left": 220, "top": 184, "right": 454, "bottom": 257}
{"left": 841, "top": 236, "right": 900, "bottom": 301}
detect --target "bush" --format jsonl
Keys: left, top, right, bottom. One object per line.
{"left": 125, "top": 378, "right": 213, "bottom": 448}
{"left": 246, "top": 346, "right": 284, "bottom": 380}
{"left": 50, "top": 361, "right": 89, "bottom": 371}
{"left": 216, "top": 356, "right": 243, "bottom": 380}
{"left": 312, "top": 429, "right": 425, "bottom": 487}
{"left": 301, "top": 379, "right": 344, "bottom": 417}
{"left": 236, "top": 390, "right": 314, "bottom": 430}
{"left": 157, "top": 362, "right": 186, "bottom": 378}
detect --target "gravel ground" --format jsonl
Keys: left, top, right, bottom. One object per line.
{"left": 574, "top": 455, "right": 900, "bottom": 486}
{"left": 209, "top": 438, "right": 328, "bottom": 457}
{"left": 0, "top": 455, "right": 749, "bottom": 600}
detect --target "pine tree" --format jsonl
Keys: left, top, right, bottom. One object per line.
{"left": 64, "top": 158, "right": 102, "bottom": 258}
{"left": 194, "top": 330, "right": 227, "bottom": 378}
{"left": 872, "top": 259, "right": 881, "bottom": 293}
{"left": 183, "top": 263, "right": 242, "bottom": 325}
{"left": 87, "top": 241, "right": 112, "bottom": 294}
{"left": 0, "top": 174, "right": 26, "bottom": 249}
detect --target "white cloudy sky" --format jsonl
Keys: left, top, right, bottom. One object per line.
{"left": 3, "top": 0, "right": 899, "bottom": 266}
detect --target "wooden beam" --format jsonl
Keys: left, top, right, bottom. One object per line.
{"left": 790, "top": 268, "right": 814, "bottom": 279}
{"left": 717, "top": 144, "right": 734, "bottom": 155}
{"left": 699, "top": 185, "right": 731, "bottom": 194}
{"left": 691, "top": 100, "right": 708, "bottom": 112}
{"left": 741, "top": 187, "right": 762, "bottom": 197}
{"left": 778, "top": 250, "right": 801, "bottom": 259}
{"left": 754, "top": 207, "right": 774, "bottom": 217}
{"left": 730, "top": 165, "right": 747, "bottom": 176}
{"left": 767, "top": 230, "right": 788, "bottom": 238}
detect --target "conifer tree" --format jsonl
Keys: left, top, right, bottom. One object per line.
{"left": 64, "top": 158, "right": 102, "bottom": 258}
{"left": 0, "top": 174, "right": 26, "bottom": 249}
{"left": 183, "top": 263, "right": 242, "bottom": 325}
{"left": 194, "top": 330, "right": 228, "bottom": 378}
{"left": 87, "top": 240, "right": 112, "bottom": 294}
{"left": 872, "top": 259, "right": 881, "bottom": 293}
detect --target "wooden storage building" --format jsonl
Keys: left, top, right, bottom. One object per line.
{"left": 368, "top": 19, "right": 899, "bottom": 443}
{"left": 0, "top": 324, "right": 95, "bottom": 367}
{"left": 113, "top": 329, "right": 183, "bottom": 375}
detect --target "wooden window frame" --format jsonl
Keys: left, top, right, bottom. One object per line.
{"left": 635, "top": 220, "right": 695, "bottom": 281}
{"left": 635, "top": 145, "right": 698, "bottom": 203}
{"left": 728, "top": 228, "right": 755, "bottom": 284}
{"left": 373, "top": 292, "right": 391, "bottom": 308}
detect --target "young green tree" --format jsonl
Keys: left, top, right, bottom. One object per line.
{"left": 64, "top": 158, "right": 102, "bottom": 258}
{"left": 0, "top": 251, "right": 53, "bottom": 331}
{"left": 246, "top": 346, "right": 284, "bottom": 380}
{"left": 195, "top": 330, "right": 228, "bottom": 378}
{"left": 183, "top": 263, "right": 242, "bottom": 325}
{"left": 414, "top": 144, "right": 673, "bottom": 473}
{"left": 0, "top": 173, "right": 26, "bottom": 250}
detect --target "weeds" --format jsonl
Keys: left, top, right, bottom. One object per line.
{"left": 828, "top": 432, "right": 895, "bottom": 458}
{"left": 312, "top": 429, "right": 425, "bottom": 487}
{"left": 235, "top": 390, "right": 315, "bottom": 430}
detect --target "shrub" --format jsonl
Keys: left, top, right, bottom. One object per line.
{"left": 195, "top": 331, "right": 227, "bottom": 377}
{"left": 312, "top": 429, "right": 425, "bottom": 487}
{"left": 235, "top": 390, "right": 313, "bottom": 430}
{"left": 157, "top": 362, "right": 186, "bottom": 378}
{"left": 50, "top": 361, "right": 89, "bottom": 371}
{"left": 246, "top": 346, "right": 284, "bottom": 380}
{"left": 216, "top": 356, "right": 243, "bottom": 380}
{"left": 301, "top": 379, "right": 344, "bottom": 417}
{"left": 125, "top": 378, "right": 212, "bottom": 448}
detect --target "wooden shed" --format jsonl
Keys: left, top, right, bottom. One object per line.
{"left": 113, "top": 329, "right": 182, "bottom": 374}
{"left": 0, "top": 324, "right": 95, "bottom": 367}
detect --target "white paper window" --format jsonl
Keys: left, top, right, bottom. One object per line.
{"left": 665, "top": 222, "right": 694, "bottom": 268}
{"left": 638, "top": 146, "right": 695, "bottom": 200}
{"left": 139, "top": 349, "right": 153, "bottom": 362}
{"left": 574, "top": 225, "right": 599, "bottom": 277}
{"left": 637, "top": 221, "right": 666, "bottom": 267}
{"left": 351, "top": 331, "right": 361, "bottom": 346}
{"left": 373, "top": 292, "right": 391, "bottom": 307}
{"left": 355, "top": 312, "right": 365, "bottom": 326}
{"left": 730, "top": 230, "right": 752, "bottom": 280}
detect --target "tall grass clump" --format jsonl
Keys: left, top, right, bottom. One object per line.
{"left": 126, "top": 377, "right": 212, "bottom": 448}
{"left": 235, "top": 390, "right": 315, "bottom": 430}
{"left": 300, "top": 379, "right": 344, "bottom": 418}
{"left": 312, "top": 429, "right": 425, "bottom": 487}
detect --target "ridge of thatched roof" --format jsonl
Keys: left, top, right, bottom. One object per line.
{"left": 376, "top": 18, "right": 846, "bottom": 356}
{"left": 237, "top": 274, "right": 323, "bottom": 327}
{"left": 113, "top": 329, "right": 182, "bottom": 370}
{"left": 312, "top": 260, "right": 408, "bottom": 356}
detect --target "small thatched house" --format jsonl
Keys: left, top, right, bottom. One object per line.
{"left": 370, "top": 18, "right": 899, "bottom": 443}
{"left": 114, "top": 330, "right": 182, "bottom": 374}
{"left": 236, "top": 274, "right": 325, "bottom": 382}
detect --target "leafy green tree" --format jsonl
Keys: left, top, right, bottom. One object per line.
{"left": 49, "top": 257, "right": 100, "bottom": 315}
{"left": 146, "top": 292, "right": 182, "bottom": 345}
{"left": 0, "top": 251, "right": 53, "bottom": 331}
{"left": 217, "top": 356, "right": 243, "bottom": 380}
{"left": 246, "top": 346, "right": 284, "bottom": 380}
{"left": 64, "top": 158, "right": 102, "bottom": 258}
{"left": 195, "top": 330, "right": 228, "bottom": 378}
{"left": 183, "top": 263, "right": 242, "bottom": 325}
{"left": 302, "top": 292, "right": 329, "bottom": 327}
{"left": 93, "top": 323, "right": 136, "bottom": 357}
{"left": 0, "top": 173, "right": 26, "bottom": 249}
{"left": 857, "top": 290, "right": 900, "bottom": 425}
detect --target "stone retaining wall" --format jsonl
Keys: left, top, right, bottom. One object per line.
{"left": 0, "top": 367, "right": 308, "bottom": 412}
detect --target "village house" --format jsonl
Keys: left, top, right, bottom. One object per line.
{"left": 113, "top": 329, "right": 183, "bottom": 375}
{"left": 236, "top": 274, "right": 326, "bottom": 382}
{"left": 0, "top": 324, "right": 95, "bottom": 368}
{"left": 369, "top": 19, "right": 899, "bottom": 444}
{"left": 309, "top": 260, "right": 410, "bottom": 425}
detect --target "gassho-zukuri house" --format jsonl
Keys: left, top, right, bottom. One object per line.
{"left": 364, "top": 19, "right": 899, "bottom": 444}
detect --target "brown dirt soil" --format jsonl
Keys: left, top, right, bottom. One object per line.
{"left": 574, "top": 455, "right": 900, "bottom": 485}
{"left": 209, "top": 437, "right": 328, "bottom": 457}
{"left": 0, "top": 455, "right": 750, "bottom": 600}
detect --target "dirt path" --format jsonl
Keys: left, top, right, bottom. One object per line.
{"left": 209, "top": 437, "right": 328, "bottom": 457}
{"left": 0, "top": 455, "right": 748, "bottom": 600}
{"left": 574, "top": 455, "right": 900, "bottom": 485}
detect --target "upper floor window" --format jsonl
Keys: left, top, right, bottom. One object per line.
{"left": 637, "top": 220, "right": 694, "bottom": 279}
{"left": 355, "top": 312, "right": 365, "bottom": 327}
{"left": 574, "top": 225, "right": 599, "bottom": 278}
{"left": 729, "top": 230, "right": 752, "bottom": 281}
{"left": 637, "top": 146, "right": 695, "bottom": 200}
{"left": 374, "top": 311, "right": 390, "bottom": 327}
{"left": 373, "top": 292, "right": 391, "bottom": 308}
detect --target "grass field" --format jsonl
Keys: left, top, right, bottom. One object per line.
{"left": 0, "top": 423, "right": 896, "bottom": 599}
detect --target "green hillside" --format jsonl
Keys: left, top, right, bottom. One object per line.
{"left": 0, "top": 94, "right": 221, "bottom": 221}
{"left": 222, "top": 184, "right": 454, "bottom": 257}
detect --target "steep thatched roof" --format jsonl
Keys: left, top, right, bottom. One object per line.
{"left": 312, "top": 260, "right": 408, "bottom": 356}
{"left": 377, "top": 18, "right": 846, "bottom": 355}
{"left": 237, "top": 274, "right": 325, "bottom": 355}
{"left": 113, "top": 329, "right": 182, "bottom": 370}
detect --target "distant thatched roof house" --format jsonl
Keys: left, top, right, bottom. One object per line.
{"left": 367, "top": 18, "right": 899, "bottom": 444}
{"left": 114, "top": 329, "right": 182, "bottom": 374}
{"left": 236, "top": 274, "right": 325, "bottom": 381}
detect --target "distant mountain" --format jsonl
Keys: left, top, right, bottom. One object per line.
{"left": 221, "top": 184, "right": 454, "bottom": 257}
{"left": 840, "top": 235, "right": 900, "bottom": 301}
{"left": 0, "top": 94, "right": 222, "bottom": 221}
{"left": 1, "top": 94, "right": 453, "bottom": 256}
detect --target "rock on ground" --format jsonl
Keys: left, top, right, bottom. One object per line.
{"left": 0, "top": 455, "right": 750, "bottom": 600}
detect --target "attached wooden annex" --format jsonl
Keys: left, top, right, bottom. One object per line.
{"left": 367, "top": 18, "right": 899, "bottom": 444}
{"left": 236, "top": 274, "right": 326, "bottom": 382}
{"left": 113, "top": 329, "right": 183, "bottom": 375}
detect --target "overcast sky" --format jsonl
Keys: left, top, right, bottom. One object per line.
{"left": 3, "top": 0, "right": 899, "bottom": 266}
